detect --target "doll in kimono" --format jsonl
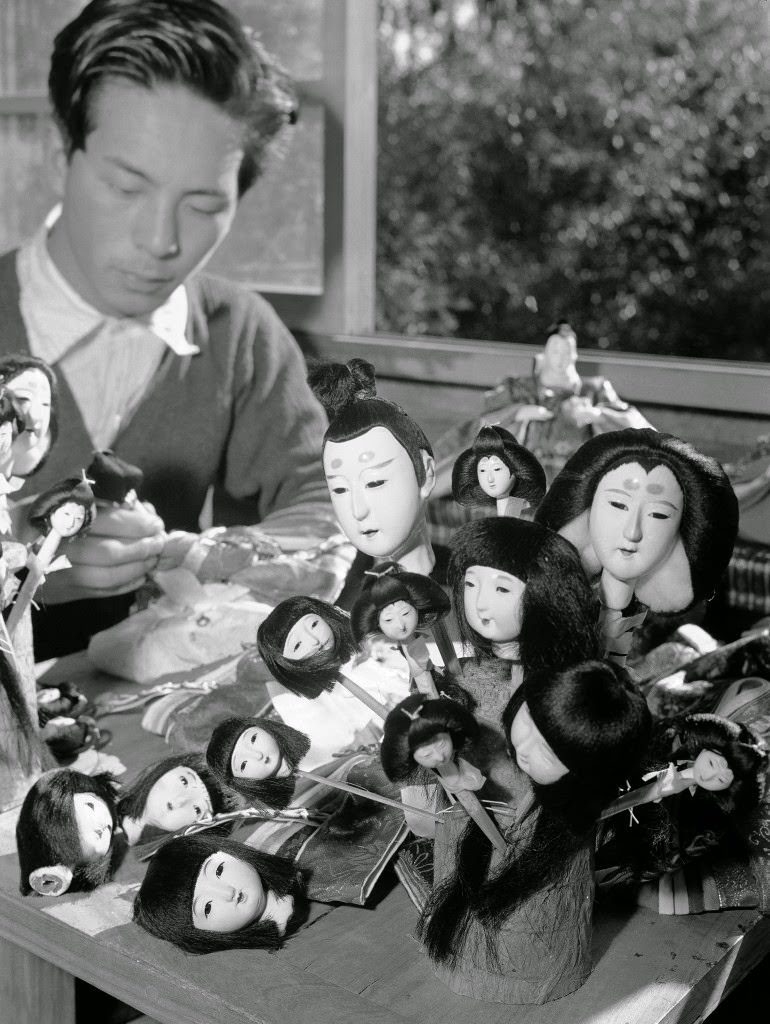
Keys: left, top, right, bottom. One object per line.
{"left": 117, "top": 752, "right": 237, "bottom": 846}
{"left": 256, "top": 596, "right": 356, "bottom": 700}
{"left": 451, "top": 424, "right": 546, "bottom": 519}
{"left": 16, "top": 768, "right": 123, "bottom": 896}
{"left": 206, "top": 716, "right": 311, "bottom": 808}
{"left": 133, "top": 833, "right": 307, "bottom": 953}
{"left": 418, "top": 659, "right": 652, "bottom": 1003}
{"left": 536, "top": 428, "right": 739, "bottom": 665}
{"left": 350, "top": 563, "right": 450, "bottom": 697}
{"left": 447, "top": 516, "right": 600, "bottom": 722}
{"left": 309, "top": 358, "right": 437, "bottom": 575}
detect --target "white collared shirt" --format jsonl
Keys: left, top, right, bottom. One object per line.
{"left": 16, "top": 207, "right": 198, "bottom": 451}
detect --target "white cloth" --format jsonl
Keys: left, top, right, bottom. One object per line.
{"left": 16, "top": 207, "right": 197, "bottom": 451}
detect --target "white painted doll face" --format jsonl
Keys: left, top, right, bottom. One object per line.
{"left": 589, "top": 463, "right": 683, "bottom": 584}
{"left": 50, "top": 500, "right": 87, "bottom": 537}
{"left": 192, "top": 851, "right": 267, "bottom": 933}
{"left": 323, "top": 426, "right": 430, "bottom": 559}
{"left": 691, "top": 749, "right": 734, "bottom": 792}
{"left": 73, "top": 792, "right": 113, "bottom": 859}
{"left": 509, "top": 702, "right": 568, "bottom": 785}
{"left": 230, "top": 726, "right": 291, "bottom": 780}
{"left": 282, "top": 613, "right": 334, "bottom": 661}
{"left": 412, "top": 730, "right": 454, "bottom": 769}
{"left": 378, "top": 600, "right": 419, "bottom": 642}
{"left": 477, "top": 455, "right": 513, "bottom": 499}
{"left": 463, "top": 565, "right": 526, "bottom": 643}
{"left": 5, "top": 369, "right": 52, "bottom": 439}
{"left": 542, "top": 332, "right": 577, "bottom": 377}
{"left": 144, "top": 766, "right": 213, "bottom": 832}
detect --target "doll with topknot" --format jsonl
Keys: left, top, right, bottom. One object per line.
{"left": 451, "top": 424, "right": 546, "bottom": 519}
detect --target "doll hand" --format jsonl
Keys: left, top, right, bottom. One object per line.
{"left": 155, "top": 530, "right": 199, "bottom": 572}
{"left": 36, "top": 501, "right": 167, "bottom": 603}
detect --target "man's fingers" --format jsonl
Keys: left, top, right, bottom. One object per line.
{"left": 66, "top": 533, "right": 167, "bottom": 568}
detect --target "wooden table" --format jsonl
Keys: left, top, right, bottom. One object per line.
{"left": 1, "top": 654, "right": 770, "bottom": 1024}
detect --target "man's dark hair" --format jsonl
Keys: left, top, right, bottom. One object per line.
{"left": 49, "top": 0, "right": 296, "bottom": 195}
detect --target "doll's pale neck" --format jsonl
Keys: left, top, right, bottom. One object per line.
{"left": 497, "top": 495, "right": 527, "bottom": 518}
{"left": 600, "top": 569, "right": 636, "bottom": 611}
{"left": 37, "top": 527, "right": 63, "bottom": 564}
{"left": 382, "top": 519, "right": 435, "bottom": 576}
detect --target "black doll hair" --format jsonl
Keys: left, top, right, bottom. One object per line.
{"left": 117, "top": 753, "right": 235, "bottom": 836}
{"left": 0, "top": 353, "right": 59, "bottom": 464}
{"left": 49, "top": 0, "right": 297, "bottom": 196}
{"left": 0, "top": 632, "right": 42, "bottom": 773}
{"left": 28, "top": 476, "right": 96, "bottom": 535}
{"left": 536, "top": 427, "right": 739, "bottom": 608}
{"left": 86, "top": 450, "right": 143, "bottom": 503}
{"left": 447, "top": 517, "right": 600, "bottom": 675}
{"left": 16, "top": 769, "right": 122, "bottom": 895}
{"left": 652, "top": 712, "right": 768, "bottom": 819}
{"left": 308, "top": 359, "right": 433, "bottom": 486}
{"left": 380, "top": 694, "right": 480, "bottom": 784}
{"left": 349, "top": 562, "right": 450, "bottom": 647}
{"left": 451, "top": 425, "right": 546, "bottom": 511}
{"left": 133, "top": 834, "right": 307, "bottom": 954}
{"left": 256, "top": 596, "right": 356, "bottom": 699}
{"left": 206, "top": 716, "right": 310, "bottom": 808}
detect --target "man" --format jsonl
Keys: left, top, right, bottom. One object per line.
{"left": 0, "top": 0, "right": 336, "bottom": 654}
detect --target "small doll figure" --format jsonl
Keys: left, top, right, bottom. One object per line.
{"left": 309, "top": 358, "right": 437, "bottom": 576}
{"left": 16, "top": 768, "right": 123, "bottom": 896}
{"left": 117, "top": 753, "right": 236, "bottom": 846}
{"left": 447, "top": 516, "right": 599, "bottom": 722}
{"left": 7, "top": 473, "right": 96, "bottom": 634}
{"left": 206, "top": 716, "right": 311, "bottom": 808}
{"left": 133, "top": 834, "right": 307, "bottom": 954}
{"left": 350, "top": 562, "right": 450, "bottom": 697}
{"left": 257, "top": 595, "right": 356, "bottom": 700}
{"left": 419, "top": 660, "right": 651, "bottom": 1003}
{"left": 537, "top": 428, "right": 739, "bottom": 665}
{"left": 451, "top": 424, "right": 546, "bottom": 519}
{"left": 0, "top": 354, "right": 58, "bottom": 478}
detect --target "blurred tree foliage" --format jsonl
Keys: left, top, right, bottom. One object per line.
{"left": 377, "top": 0, "right": 770, "bottom": 360}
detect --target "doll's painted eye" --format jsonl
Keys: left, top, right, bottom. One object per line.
{"left": 464, "top": 579, "right": 475, "bottom": 589}
{"left": 194, "top": 804, "right": 203, "bottom": 818}
{"left": 332, "top": 485, "right": 348, "bottom": 495}
{"left": 181, "top": 775, "right": 189, "bottom": 787}
{"left": 196, "top": 614, "right": 211, "bottom": 627}
{"left": 365, "top": 478, "right": 386, "bottom": 488}
{"left": 495, "top": 585, "right": 510, "bottom": 593}
{"left": 204, "top": 900, "right": 212, "bottom": 918}
{"left": 650, "top": 511, "right": 670, "bottom": 520}
{"left": 215, "top": 860, "right": 224, "bottom": 878}
{"left": 292, "top": 641, "right": 302, "bottom": 653}
{"left": 240, "top": 761, "right": 247, "bottom": 772}
{"left": 609, "top": 500, "right": 628, "bottom": 510}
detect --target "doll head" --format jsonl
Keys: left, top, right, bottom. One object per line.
{"left": 451, "top": 425, "right": 546, "bottom": 511}
{"left": 117, "top": 753, "right": 234, "bottom": 846}
{"left": 16, "top": 769, "right": 122, "bottom": 896}
{"left": 206, "top": 716, "right": 310, "bottom": 808}
{"left": 309, "top": 359, "right": 436, "bottom": 561}
{"left": 0, "top": 354, "right": 58, "bottom": 473}
{"left": 28, "top": 475, "right": 96, "bottom": 537}
{"left": 350, "top": 562, "right": 450, "bottom": 647}
{"left": 538, "top": 321, "right": 579, "bottom": 385}
{"left": 380, "top": 694, "right": 479, "bottom": 783}
{"left": 87, "top": 450, "right": 144, "bottom": 504}
{"left": 256, "top": 596, "right": 356, "bottom": 699}
{"left": 536, "top": 428, "right": 739, "bottom": 612}
{"left": 134, "top": 834, "right": 306, "bottom": 954}
{"left": 662, "top": 712, "right": 768, "bottom": 818}
{"left": 448, "top": 517, "right": 599, "bottom": 674}
{"left": 504, "top": 660, "right": 652, "bottom": 804}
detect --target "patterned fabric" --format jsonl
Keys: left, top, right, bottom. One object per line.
{"left": 725, "top": 542, "right": 770, "bottom": 616}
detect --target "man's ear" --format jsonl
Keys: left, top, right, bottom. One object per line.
{"left": 419, "top": 451, "right": 436, "bottom": 501}
{"left": 28, "top": 864, "right": 73, "bottom": 897}
{"left": 46, "top": 123, "right": 68, "bottom": 198}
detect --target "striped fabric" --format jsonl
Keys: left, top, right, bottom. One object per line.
{"left": 725, "top": 541, "right": 770, "bottom": 616}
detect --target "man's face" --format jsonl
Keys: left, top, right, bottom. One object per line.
{"left": 48, "top": 80, "right": 244, "bottom": 318}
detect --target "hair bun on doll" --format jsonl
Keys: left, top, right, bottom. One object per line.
{"left": 526, "top": 659, "right": 652, "bottom": 782}
{"left": 307, "top": 358, "right": 377, "bottom": 420}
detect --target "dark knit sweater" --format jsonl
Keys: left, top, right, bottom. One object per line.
{"left": 0, "top": 249, "right": 330, "bottom": 531}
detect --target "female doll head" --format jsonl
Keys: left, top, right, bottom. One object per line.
{"left": 16, "top": 769, "right": 122, "bottom": 896}
{"left": 448, "top": 516, "right": 600, "bottom": 675}
{"left": 28, "top": 475, "right": 96, "bottom": 537}
{"left": 0, "top": 354, "right": 58, "bottom": 474}
{"left": 451, "top": 425, "right": 546, "bottom": 511}
{"left": 206, "top": 716, "right": 310, "bottom": 808}
{"left": 536, "top": 428, "right": 739, "bottom": 612}
{"left": 537, "top": 321, "right": 579, "bottom": 386}
{"left": 380, "top": 694, "right": 479, "bottom": 783}
{"left": 350, "top": 562, "right": 450, "bottom": 648}
{"left": 657, "top": 712, "right": 767, "bottom": 819}
{"left": 256, "top": 596, "right": 356, "bottom": 699}
{"left": 117, "top": 753, "right": 234, "bottom": 846}
{"left": 309, "top": 359, "right": 436, "bottom": 563}
{"left": 133, "top": 834, "right": 307, "bottom": 954}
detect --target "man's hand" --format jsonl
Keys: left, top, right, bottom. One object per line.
{"left": 36, "top": 501, "right": 167, "bottom": 603}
